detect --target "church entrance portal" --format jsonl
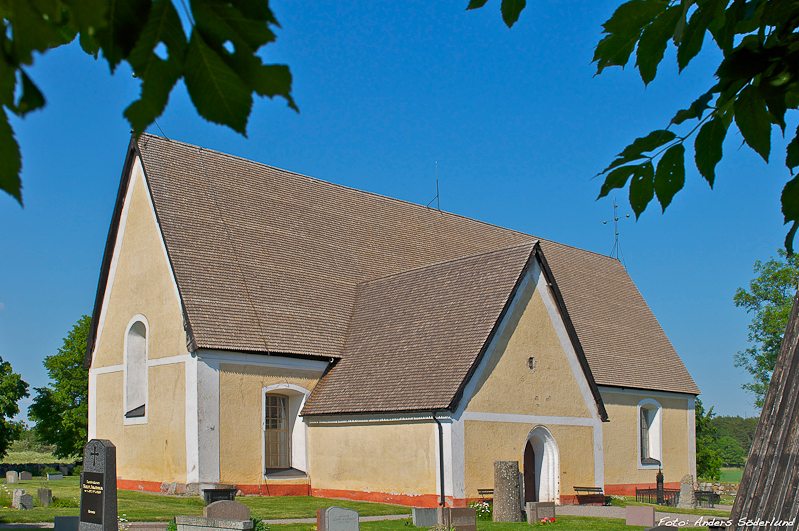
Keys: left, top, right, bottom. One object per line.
{"left": 522, "top": 426, "right": 560, "bottom": 504}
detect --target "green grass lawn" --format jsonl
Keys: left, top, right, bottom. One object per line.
{"left": 266, "top": 517, "right": 646, "bottom": 531}
{"left": 719, "top": 468, "right": 743, "bottom": 483}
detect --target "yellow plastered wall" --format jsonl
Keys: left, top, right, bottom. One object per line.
{"left": 463, "top": 421, "right": 594, "bottom": 498}
{"left": 92, "top": 160, "right": 189, "bottom": 369}
{"left": 218, "top": 364, "right": 323, "bottom": 484}
{"left": 95, "top": 364, "right": 187, "bottom": 481}
{"left": 466, "top": 280, "right": 592, "bottom": 419}
{"left": 92, "top": 159, "right": 189, "bottom": 482}
{"left": 601, "top": 390, "right": 692, "bottom": 485}
{"left": 308, "top": 421, "right": 437, "bottom": 496}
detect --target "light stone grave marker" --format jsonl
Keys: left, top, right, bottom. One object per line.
{"left": 19, "top": 472, "right": 32, "bottom": 481}
{"left": 6, "top": 471, "right": 18, "bottom": 484}
{"left": 48, "top": 473, "right": 64, "bottom": 481}
{"left": 625, "top": 506, "right": 655, "bottom": 527}
{"left": 12, "top": 488, "right": 24, "bottom": 508}
{"left": 317, "top": 506, "right": 359, "bottom": 531}
{"left": 677, "top": 474, "right": 695, "bottom": 509}
{"left": 79, "top": 439, "right": 117, "bottom": 531}
{"left": 203, "top": 500, "right": 250, "bottom": 520}
{"left": 525, "top": 502, "right": 555, "bottom": 524}
{"left": 175, "top": 516, "right": 252, "bottom": 531}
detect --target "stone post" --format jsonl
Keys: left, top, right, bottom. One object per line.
{"left": 656, "top": 468, "right": 664, "bottom": 505}
{"left": 493, "top": 461, "right": 521, "bottom": 522}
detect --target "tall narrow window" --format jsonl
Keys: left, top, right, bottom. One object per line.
{"left": 265, "top": 394, "right": 290, "bottom": 470}
{"left": 125, "top": 321, "right": 147, "bottom": 418}
{"left": 640, "top": 408, "right": 650, "bottom": 459}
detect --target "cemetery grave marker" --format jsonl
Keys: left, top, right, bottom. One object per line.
{"left": 6, "top": 471, "right": 18, "bottom": 484}
{"left": 317, "top": 507, "right": 359, "bottom": 531}
{"left": 19, "top": 471, "right": 32, "bottom": 481}
{"left": 79, "top": 439, "right": 117, "bottom": 531}
{"left": 38, "top": 488, "right": 53, "bottom": 507}
{"left": 19, "top": 493, "right": 33, "bottom": 510}
{"left": 48, "top": 473, "right": 64, "bottom": 481}
{"left": 12, "top": 489, "right": 24, "bottom": 508}
{"left": 493, "top": 461, "right": 521, "bottom": 522}
{"left": 203, "top": 500, "right": 250, "bottom": 520}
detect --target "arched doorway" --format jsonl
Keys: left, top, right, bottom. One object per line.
{"left": 522, "top": 426, "right": 560, "bottom": 503}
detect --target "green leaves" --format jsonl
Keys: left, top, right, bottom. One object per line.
{"left": 593, "top": 0, "right": 669, "bottom": 75}
{"left": 0, "top": 108, "right": 22, "bottom": 205}
{"left": 735, "top": 85, "right": 772, "bottom": 162}
{"left": 694, "top": 115, "right": 729, "bottom": 187}
{"left": 629, "top": 161, "right": 655, "bottom": 217}
{"left": 124, "top": 0, "right": 186, "bottom": 134}
{"left": 185, "top": 30, "right": 253, "bottom": 135}
{"left": 465, "top": 0, "right": 527, "bottom": 27}
{"left": 0, "top": 0, "right": 297, "bottom": 206}
{"left": 654, "top": 144, "right": 685, "bottom": 210}
{"left": 636, "top": 5, "right": 681, "bottom": 84}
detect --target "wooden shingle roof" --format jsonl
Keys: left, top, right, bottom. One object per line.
{"left": 86, "top": 134, "right": 699, "bottom": 414}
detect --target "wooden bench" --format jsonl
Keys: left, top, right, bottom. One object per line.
{"left": 573, "top": 486, "right": 607, "bottom": 506}
{"left": 477, "top": 489, "right": 494, "bottom": 500}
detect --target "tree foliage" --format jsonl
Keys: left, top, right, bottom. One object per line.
{"left": 28, "top": 315, "right": 91, "bottom": 459}
{"left": 710, "top": 434, "right": 748, "bottom": 466}
{"left": 734, "top": 249, "right": 799, "bottom": 408}
{"left": 0, "top": 356, "right": 29, "bottom": 457}
{"left": 470, "top": 0, "right": 799, "bottom": 253}
{"left": 0, "top": 0, "right": 296, "bottom": 206}
{"left": 711, "top": 414, "right": 759, "bottom": 451}
{"left": 695, "top": 398, "right": 722, "bottom": 481}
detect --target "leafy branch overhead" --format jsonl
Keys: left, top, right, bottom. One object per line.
{"left": 0, "top": 0, "right": 296, "bottom": 205}
{"left": 471, "top": 0, "right": 799, "bottom": 253}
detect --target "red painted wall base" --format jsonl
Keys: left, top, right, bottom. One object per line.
{"left": 604, "top": 482, "right": 680, "bottom": 496}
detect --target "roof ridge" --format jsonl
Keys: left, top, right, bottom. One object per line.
{"left": 357, "top": 241, "right": 538, "bottom": 286}
{"left": 137, "top": 132, "right": 535, "bottom": 240}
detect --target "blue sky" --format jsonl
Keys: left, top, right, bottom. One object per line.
{"left": 0, "top": 0, "right": 790, "bottom": 421}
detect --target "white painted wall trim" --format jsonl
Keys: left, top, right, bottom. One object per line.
{"left": 637, "top": 398, "right": 663, "bottom": 470}
{"left": 88, "top": 370, "right": 97, "bottom": 440}
{"left": 197, "top": 349, "right": 329, "bottom": 372}
{"left": 687, "top": 396, "right": 696, "bottom": 480}
{"left": 91, "top": 364, "right": 124, "bottom": 375}
{"left": 462, "top": 411, "right": 597, "bottom": 427}
{"left": 197, "top": 359, "right": 220, "bottom": 483}
{"left": 598, "top": 386, "right": 697, "bottom": 400}
{"left": 185, "top": 355, "right": 199, "bottom": 483}
{"left": 305, "top": 412, "right": 450, "bottom": 424}
{"left": 148, "top": 354, "right": 193, "bottom": 367}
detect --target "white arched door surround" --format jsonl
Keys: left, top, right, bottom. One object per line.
{"left": 523, "top": 425, "right": 560, "bottom": 504}
{"left": 262, "top": 383, "right": 311, "bottom": 474}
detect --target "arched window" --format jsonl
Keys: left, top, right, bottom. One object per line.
{"left": 125, "top": 319, "right": 148, "bottom": 420}
{"left": 638, "top": 399, "right": 662, "bottom": 467}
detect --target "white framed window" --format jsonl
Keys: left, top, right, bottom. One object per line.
{"left": 262, "top": 384, "right": 311, "bottom": 476}
{"left": 638, "top": 398, "right": 662, "bottom": 468}
{"left": 124, "top": 315, "right": 148, "bottom": 425}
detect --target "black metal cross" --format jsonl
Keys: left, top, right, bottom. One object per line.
{"left": 90, "top": 446, "right": 100, "bottom": 467}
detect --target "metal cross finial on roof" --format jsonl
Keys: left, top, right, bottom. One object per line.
{"left": 603, "top": 197, "right": 630, "bottom": 267}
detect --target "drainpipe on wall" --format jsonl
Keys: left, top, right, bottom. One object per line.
{"left": 432, "top": 411, "right": 446, "bottom": 507}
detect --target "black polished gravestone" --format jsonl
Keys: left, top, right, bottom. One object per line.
{"left": 79, "top": 440, "right": 117, "bottom": 531}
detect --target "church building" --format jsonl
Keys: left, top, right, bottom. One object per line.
{"left": 84, "top": 134, "right": 700, "bottom": 506}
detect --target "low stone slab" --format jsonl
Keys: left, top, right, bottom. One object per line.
{"left": 54, "top": 515, "right": 80, "bottom": 531}
{"left": 447, "top": 508, "right": 477, "bottom": 531}
{"left": 47, "top": 472, "right": 63, "bottom": 481}
{"left": 176, "top": 516, "right": 253, "bottom": 531}
{"left": 19, "top": 493, "right": 34, "bottom": 510}
{"left": 19, "top": 472, "right": 32, "bottom": 481}
{"left": 626, "top": 506, "right": 655, "bottom": 527}
{"left": 6, "top": 471, "right": 18, "bottom": 484}
{"left": 412, "top": 508, "right": 438, "bottom": 528}
{"left": 204, "top": 500, "right": 250, "bottom": 520}
{"left": 12, "top": 488, "right": 24, "bottom": 508}
{"left": 38, "top": 488, "right": 53, "bottom": 508}
{"left": 525, "top": 502, "right": 555, "bottom": 524}
{"left": 318, "top": 506, "right": 359, "bottom": 531}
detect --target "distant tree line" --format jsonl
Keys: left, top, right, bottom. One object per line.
{"left": 708, "top": 415, "right": 759, "bottom": 468}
